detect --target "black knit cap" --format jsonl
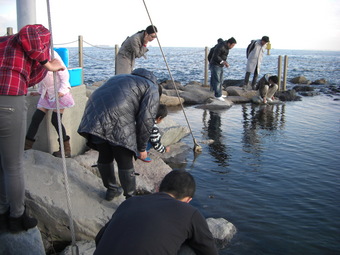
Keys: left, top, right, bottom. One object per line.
{"left": 146, "top": 25, "right": 158, "bottom": 34}
{"left": 262, "top": 36, "right": 270, "bottom": 42}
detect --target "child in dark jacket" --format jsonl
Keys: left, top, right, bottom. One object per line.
{"left": 138, "top": 104, "right": 170, "bottom": 162}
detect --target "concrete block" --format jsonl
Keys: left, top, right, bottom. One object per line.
{"left": 0, "top": 227, "right": 45, "bottom": 255}
{"left": 26, "top": 85, "right": 87, "bottom": 156}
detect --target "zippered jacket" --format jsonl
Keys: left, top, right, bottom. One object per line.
{"left": 78, "top": 68, "right": 160, "bottom": 153}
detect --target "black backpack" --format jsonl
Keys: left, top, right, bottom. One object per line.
{"left": 246, "top": 40, "right": 256, "bottom": 58}
{"left": 207, "top": 46, "right": 216, "bottom": 62}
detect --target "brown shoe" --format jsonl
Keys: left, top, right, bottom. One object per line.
{"left": 53, "top": 136, "right": 71, "bottom": 158}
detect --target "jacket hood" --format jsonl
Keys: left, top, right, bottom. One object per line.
{"left": 132, "top": 68, "right": 158, "bottom": 85}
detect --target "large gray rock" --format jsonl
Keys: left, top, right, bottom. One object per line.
{"left": 162, "top": 88, "right": 180, "bottom": 97}
{"left": 24, "top": 150, "right": 122, "bottom": 243}
{"left": 23, "top": 148, "right": 172, "bottom": 249}
{"left": 290, "top": 75, "right": 311, "bottom": 84}
{"left": 179, "top": 85, "right": 216, "bottom": 105}
{"left": 157, "top": 142, "right": 192, "bottom": 169}
{"left": 158, "top": 116, "right": 190, "bottom": 146}
{"left": 311, "top": 78, "right": 327, "bottom": 85}
{"left": 223, "top": 79, "right": 244, "bottom": 88}
{"left": 160, "top": 80, "right": 185, "bottom": 90}
{"left": 160, "top": 93, "right": 185, "bottom": 106}
{"left": 195, "top": 97, "right": 233, "bottom": 110}
{"left": 226, "top": 86, "right": 258, "bottom": 98}
{"left": 207, "top": 217, "right": 237, "bottom": 247}
{"left": 19, "top": 116, "right": 236, "bottom": 254}
{"left": 60, "top": 240, "right": 95, "bottom": 255}
{"left": 276, "top": 90, "right": 302, "bottom": 101}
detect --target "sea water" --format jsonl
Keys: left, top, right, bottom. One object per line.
{"left": 66, "top": 46, "right": 340, "bottom": 254}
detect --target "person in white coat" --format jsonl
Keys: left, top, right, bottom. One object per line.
{"left": 244, "top": 36, "right": 269, "bottom": 89}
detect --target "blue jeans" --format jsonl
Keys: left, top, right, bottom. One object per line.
{"left": 210, "top": 64, "right": 223, "bottom": 97}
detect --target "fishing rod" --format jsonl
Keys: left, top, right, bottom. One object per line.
{"left": 142, "top": 0, "right": 202, "bottom": 153}
{"left": 46, "top": 1, "right": 79, "bottom": 254}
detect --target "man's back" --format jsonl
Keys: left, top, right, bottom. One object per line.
{"left": 94, "top": 192, "right": 217, "bottom": 255}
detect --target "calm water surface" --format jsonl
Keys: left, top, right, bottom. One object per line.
{"left": 168, "top": 95, "right": 340, "bottom": 255}
{"left": 66, "top": 46, "right": 340, "bottom": 254}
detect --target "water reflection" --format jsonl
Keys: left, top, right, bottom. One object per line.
{"left": 202, "top": 104, "right": 286, "bottom": 168}
{"left": 202, "top": 110, "right": 230, "bottom": 167}
{"left": 242, "top": 104, "right": 286, "bottom": 154}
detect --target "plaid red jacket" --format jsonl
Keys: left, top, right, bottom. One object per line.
{"left": 0, "top": 24, "right": 51, "bottom": 95}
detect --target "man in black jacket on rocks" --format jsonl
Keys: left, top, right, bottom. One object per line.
{"left": 94, "top": 170, "right": 218, "bottom": 255}
{"left": 78, "top": 68, "right": 161, "bottom": 200}
{"left": 209, "top": 37, "right": 237, "bottom": 101}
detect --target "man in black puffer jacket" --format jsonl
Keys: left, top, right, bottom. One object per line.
{"left": 209, "top": 37, "right": 237, "bottom": 101}
{"left": 78, "top": 68, "right": 161, "bottom": 200}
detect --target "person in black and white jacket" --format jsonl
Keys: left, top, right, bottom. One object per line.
{"left": 138, "top": 104, "right": 170, "bottom": 162}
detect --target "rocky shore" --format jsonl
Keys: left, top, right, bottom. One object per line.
{"left": 92, "top": 75, "right": 338, "bottom": 110}
{"left": 0, "top": 113, "right": 236, "bottom": 255}
{"left": 1, "top": 74, "right": 338, "bottom": 255}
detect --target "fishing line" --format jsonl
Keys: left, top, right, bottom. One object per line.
{"left": 142, "top": 0, "right": 202, "bottom": 153}
{"left": 46, "top": 1, "right": 79, "bottom": 254}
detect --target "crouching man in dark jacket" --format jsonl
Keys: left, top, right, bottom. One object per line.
{"left": 78, "top": 68, "right": 161, "bottom": 200}
{"left": 94, "top": 170, "right": 219, "bottom": 255}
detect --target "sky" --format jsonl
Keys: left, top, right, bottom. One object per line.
{"left": 1, "top": 0, "right": 340, "bottom": 51}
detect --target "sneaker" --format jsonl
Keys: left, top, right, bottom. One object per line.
{"left": 8, "top": 207, "right": 38, "bottom": 233}
{"left": 266, "top": 98, "right": 273, "bottom": 102}
{"left": 138, "top": 156, "right": 152, "bottom": 163}
{"left": 222, "top": 95, "right": 227, "bottom": 98}
{"left": 215, "top": 96, "right": 225, "bottom": 101}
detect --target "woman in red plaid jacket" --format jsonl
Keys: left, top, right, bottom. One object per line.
{"left": 0, "top": 24, "right": 64, "bottom": 233}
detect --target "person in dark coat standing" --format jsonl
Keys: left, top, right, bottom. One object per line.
{"left": 209, "top": 37, "right": 237, "bottom": 101}
{"left": 78, "top": 68, "right": 161, "bottom": 200}
{"left": 94, "top": 170, "right": 219, "bottom": 255}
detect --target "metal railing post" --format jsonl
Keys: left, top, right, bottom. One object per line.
{"left": 78, "top": 35, "right": 84, "bottom": 84}
{"left": 204, "top": 47, "right": 209, "bottom": 86}
{"left": 283, "top": 55, "right": 288, "bottom": 91}
{"left": 7, "top": 27, "right": 13, "bottom": 35}
{"left": 278, "top": 55, "right": 282, "bottom": 91}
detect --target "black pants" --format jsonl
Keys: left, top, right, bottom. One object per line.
{"left": 96, "top": 142, "right": 134, "bottom": 170}
{"left": 244, "top": 65, "right": 259, "bottom": 88}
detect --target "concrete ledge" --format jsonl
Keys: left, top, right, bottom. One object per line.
{"left": 26, "top": 85, "right": 87, "bottom": 156}
{"left": 0, "top": 227, "right": 45, "bottom": 255}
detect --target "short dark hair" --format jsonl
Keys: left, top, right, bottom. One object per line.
{"left": 159, "top": 170, "right": 196, "bottom": 199}
{"left": 261, "top": 36, "right": 269, "bottom": 43}
{"left": 269, "top": 75, "right": 278, "bottom": 84}
{"left": 227, "top": 37, "right": 237, "bottom": 45}
{"left": 146, "top": 25, "right": 158, "bottom": 34}
{"left": 156, "top": 104, "right": 168, "bottom": 119}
